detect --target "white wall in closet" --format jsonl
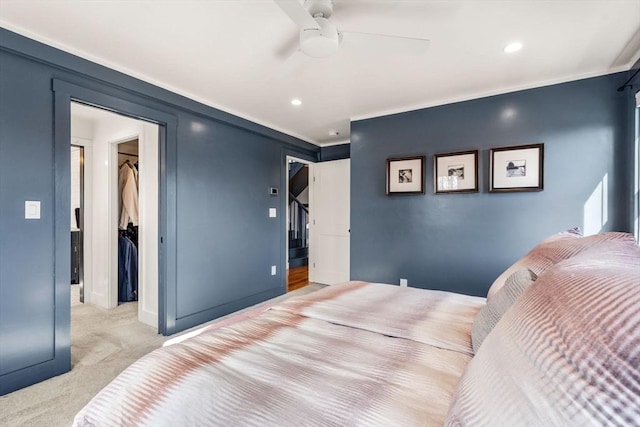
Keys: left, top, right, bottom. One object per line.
{"left": 70, "top": 146, "right": 81, "bottom": 230}
{"left": 137, "top": 121, "right": 159, "bottom": 328}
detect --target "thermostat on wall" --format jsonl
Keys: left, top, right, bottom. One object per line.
{"left": 269, "top": 187, "right": 278, "bottom": 195}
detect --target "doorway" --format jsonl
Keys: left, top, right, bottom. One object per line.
{"left": 285, "top": 157, "right": 351, "bottom": 287}
{"left": 70, "top": 101, "right": 159, "bottom": 329}
{"left": 286, "top": 157, "right": 311, "bottom": 292}
{"left": 116, "top": 138, "right": 140, "bottom": 305}
{"left": 307, "top": 159, "right": 351, "bottom": 285}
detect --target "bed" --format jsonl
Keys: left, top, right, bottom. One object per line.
{"left": 73, "top": 230, "right": 640, "bottom": 426}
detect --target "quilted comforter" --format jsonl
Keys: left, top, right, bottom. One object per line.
{"left": 73, "top": 282, "right": 485, "bottom": 427}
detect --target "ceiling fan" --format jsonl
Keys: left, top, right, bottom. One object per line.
{"left": 273, "top": 0, "right": 430, "bottom": 59}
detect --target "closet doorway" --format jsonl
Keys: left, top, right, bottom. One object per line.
{"left": 117, "top": 138, "right": 140, "bottom": 305}
{"left": 70, "top": 102, "right": 160, "bottom": 329}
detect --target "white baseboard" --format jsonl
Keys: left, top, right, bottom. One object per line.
{"left": 138, "top": 308, "right": 157, "bottom": 329}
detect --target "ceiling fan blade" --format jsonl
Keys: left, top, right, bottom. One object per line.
{"left": 275, "top": 33, "right": 301, "bottom": 60}
{"left": 340, "top": 31, "right": 430, "bottom": 56}
{"left": 273, "top": 0, "right": 320, "bottom": 30}
{"left": 278, "top": 49, "right": 308, "bottom": 78}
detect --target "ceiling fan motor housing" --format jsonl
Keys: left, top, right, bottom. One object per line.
{"left": 300, "top": 16, "right": 339, "bottom": 58}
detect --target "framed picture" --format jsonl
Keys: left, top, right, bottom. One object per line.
{"left": 489, "top": 143, "right": 544, "bottom": 192}
{"left": 433, "top": 150, "right": 478, "bottom": 194}
{"left": 386, "top": 155, "right": 425, "bottom": 195}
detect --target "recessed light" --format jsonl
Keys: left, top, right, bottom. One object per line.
{"left": 504, "top": 42, "right": 523, "bottom": 53}
{"left": 291, "top": 99, "right": 302, "bottom": 106}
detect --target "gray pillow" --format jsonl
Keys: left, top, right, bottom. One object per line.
{"left": 472, "top": 268, "right": 537, "bottom": 353}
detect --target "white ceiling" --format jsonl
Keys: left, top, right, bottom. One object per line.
{"left": 1, "top": 0, "right": 639, "bottom": 146}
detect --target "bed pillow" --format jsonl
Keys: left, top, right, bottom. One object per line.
{"left": 486, "top": 229, "right": 635, "bottom": 301}
{"left": 486, "top": 227, "right": 581, "bottom": 300}
{"left": 471, "top": 268, "right": 536, "bottom": 353}
{"left": 447, "top": 239, "right": 640, "bottom": 426}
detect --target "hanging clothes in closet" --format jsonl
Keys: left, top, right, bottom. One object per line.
{"left": 119, "top": 160, "right": 138, "bottom": 229}
{"left": 118, "top": 158, "right": 139, "bottom": 302}
{"left": 118, "top": 233, "right": 138, "bottom": 302}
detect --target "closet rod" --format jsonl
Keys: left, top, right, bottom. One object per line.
{"left": 118, "top": 152, "right": 139, "bottom": 157}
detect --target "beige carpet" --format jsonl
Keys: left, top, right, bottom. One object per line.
{"left": 0, "top": 283, "right": 324, "bottom": 427}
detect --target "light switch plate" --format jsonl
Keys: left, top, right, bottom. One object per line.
{"left": 25, "top": 201, "right": 41, "bottom": 219}
{"left": 269, "top": 208, "right": 277, "bottom": 218}
{"left": 271, "top": 265, "right": 277, "bottom": 276}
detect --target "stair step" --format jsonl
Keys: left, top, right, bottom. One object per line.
{"left": 289, "top": 257, "right": 308, "bottom": 268}
{"left": 289, "top": 247, "right": 308, "bottom": 259}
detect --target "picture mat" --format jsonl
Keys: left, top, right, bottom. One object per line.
{"left": 492, "top": 147, "right": 540, "bottom": 188}
{"left": 436, "top": 153, "right": 476, "bottom": 191}
{"left": 388, "top": 158, "right": 422, "bottom": 192}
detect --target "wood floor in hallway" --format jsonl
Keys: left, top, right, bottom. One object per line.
{"left": 287, "top": 265, "right": 309, "bottom": 292}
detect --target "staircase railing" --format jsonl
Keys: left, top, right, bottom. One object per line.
{"left": 289, "top": 193, "right": 308, "bottom": 250}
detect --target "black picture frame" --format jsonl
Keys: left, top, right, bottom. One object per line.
{"left": 489, "top": 143, "right": 544, "bottom": 192}
{"left": 433, "top": 150, "right": 479, "bottom": 194}
{"left": 386, "top": 155, "right": 425, "bottom": 195}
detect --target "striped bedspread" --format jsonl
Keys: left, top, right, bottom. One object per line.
{"left": 73, "top": 283, "right": 481, "bottom": 426}
{"left": 274, "top": 281, "right": 485, "bottom": 355}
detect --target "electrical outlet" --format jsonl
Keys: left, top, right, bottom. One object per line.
{"left": 271, "top": 265, "right": 277, "bottom": 276}
{"left": 400, "top": 278, "right": 408, "bottom": 287}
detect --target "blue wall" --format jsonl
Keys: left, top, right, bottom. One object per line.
{"left": 0, "top": 24, "right": 634, "bottom": 396}
{"left": 0, "top": 28, "right": 318, "bottom": 395}
{"left": 320, "top": 143, "right": 350, "bottom": 161}
{"left": 350, "top": 74, "right": 631, "bottom": 296}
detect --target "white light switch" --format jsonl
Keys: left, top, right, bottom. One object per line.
{"left": 271, "top": 265, "right": 277, "bottom": 276}
{"left": 25, "top": 201, "right": 41, "bottom": 219}
{"left": 269, "top": 208, "right": 277, "bottom": 218}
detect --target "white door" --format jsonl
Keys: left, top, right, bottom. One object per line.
{"left": 309, "top": 159, "right": 350, "bottom": 285}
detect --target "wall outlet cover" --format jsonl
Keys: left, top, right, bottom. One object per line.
{"left": 400, "top": 278, "right": 408, "bottom": 287}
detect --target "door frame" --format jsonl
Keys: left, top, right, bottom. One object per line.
{"left": 53, "top": 79, "right": 178, "bottom": 351}
{"left": 282, "top": 148, "right": 317, "bottom": 289}
{"left": 285, "top": 155, "right": 312, "bottom": 271}
{"left": 109, "top": 130, "right": 160, "bottom": 327}
{"left": 109, "top": 134, "right": 139, "bottom": 309}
